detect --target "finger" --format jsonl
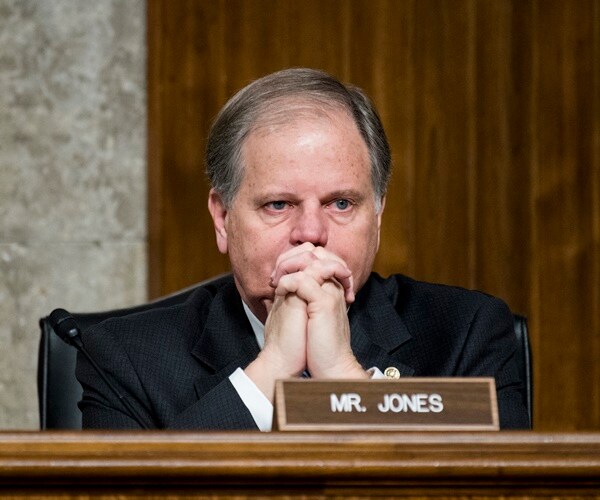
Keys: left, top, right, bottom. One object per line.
{"left": 321, "top": 278, "right": 354, "bottom": 304}
{"left": 275, "top": 272, "right": 330, "bottom": 303}
{"left": 301, "top": 258, "right": 354, "bottom": 303}
{"left": 271, "top": 243, "right": 351, "bottom": 285}
{"left": 270, "top": 250, "right": 320, "bottom": 286}
{"left": 275, "top": 272, "right": 350, "bottom": 312}
{"left": 271, "top": 242, "right": 316, "bottom": 277}
{"left": 272, "top": 251, "right": 352, "bottom": 288}
{"left": 304, "top": 259, "right": 353, "bottom": 299}
{"left": 311, "top": 246, "right": 349, "bottom": 267}
{"left": 274, "top": 259, "right": 353, "bottom": 301}
{"left": 297, "top": 247, "right": 354, "bottom": 301}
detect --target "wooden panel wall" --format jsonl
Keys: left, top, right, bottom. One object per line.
{"left": 148, "top": 0, "right": 600, "bottom": 431}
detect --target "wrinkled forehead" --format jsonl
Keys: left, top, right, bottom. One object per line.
{"left": 248, "top": 97, "right": 358, "bottom": 138}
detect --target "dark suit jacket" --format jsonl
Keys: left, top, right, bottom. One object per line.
{"left": 77, "top": 273, "right": 529, "bottom": 430}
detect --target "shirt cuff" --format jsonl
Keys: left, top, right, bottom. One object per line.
{"left": 229, "top": 367, "right": 273, "bottom": 431}
{"left": 367, "top": 366, "right": 386, "bottom": 379}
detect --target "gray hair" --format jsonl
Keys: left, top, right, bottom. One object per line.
{"left": 205, "top": 68, "right": 391, "bottom": 210}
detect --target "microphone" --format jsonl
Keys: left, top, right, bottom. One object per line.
{"left": 48, "top": 308, "right": 149, "bottom": 429}
{"left": 48, "top": 308, "right": 84, "bottom": 347}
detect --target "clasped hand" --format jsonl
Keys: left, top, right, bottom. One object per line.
{"left": 245, "top": 243, "right": 368, "bottom": 401}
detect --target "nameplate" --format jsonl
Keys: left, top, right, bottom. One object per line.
{"left": 274, "top": 378, "right": 499, "bottom": 431}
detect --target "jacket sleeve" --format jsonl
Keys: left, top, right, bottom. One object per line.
{"left": 76, "top": 321, "right": 259, "bottom": 431}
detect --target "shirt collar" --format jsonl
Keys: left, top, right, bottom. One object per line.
{"left": 242, "top": 301, "right": 265, "bottom": 349}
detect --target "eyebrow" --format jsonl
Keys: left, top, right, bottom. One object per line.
{"left": 326, "top": 189, "right": 365, "bottom": 201}
{"left": 253, "top": 189, "right": 367, "bottom": 204}
{"left": 252, "top": 191, "right": 298, "bottom": 204}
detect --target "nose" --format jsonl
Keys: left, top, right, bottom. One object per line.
{"left": 290, "top": 203, "right": 328, "bottom": 247}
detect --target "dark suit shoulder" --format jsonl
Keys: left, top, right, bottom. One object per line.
{"left": 371, "top": 272, "right": 510, "bottom": 329}
{"left": 374, "top": 272, "right": 499, "bottom": 304}
{"left": 83, "top": 275, "right": 235, "bottom": 346}
{"left": 83, "top": 276, "right": 237, "bottom": 357}
{"left": 362, "top": 273, "right": 515, "bottom": 375}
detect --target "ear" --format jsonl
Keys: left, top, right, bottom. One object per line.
{"left": 376, "top": 196, "right": 386, "bottom": 249}
{"left": 208, "top": 189, "right": 229, "bottom": 254}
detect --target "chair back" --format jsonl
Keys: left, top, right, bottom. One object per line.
{"left": 513, "top": 314, "right": 533, "bottom": 428}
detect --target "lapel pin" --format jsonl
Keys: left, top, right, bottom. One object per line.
{"left": 384, "top": 367, "right": 401, "bottom": 379}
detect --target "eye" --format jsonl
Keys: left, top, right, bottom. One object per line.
{"left": 266, "top": 200, "right": 288, "bottom": 211}
{"left": 333, "top": 199, "right": 352, "bottom": 211}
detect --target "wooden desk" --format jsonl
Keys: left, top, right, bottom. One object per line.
{"left": 1, "top": 432, "right": 599, "bottom": 498}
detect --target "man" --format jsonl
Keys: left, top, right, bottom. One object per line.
{"left": 77, "top": 68, "right": 529, "bottom": 430}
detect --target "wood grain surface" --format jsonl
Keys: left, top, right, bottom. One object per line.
{"left": 274, "top": 378, "right": 498, "bottom": 431}
{"left": 147, "top": 0, "right": 600, "bottom": 431}
{"left": 1, "top": 431, "right": 599, "bottom": 497}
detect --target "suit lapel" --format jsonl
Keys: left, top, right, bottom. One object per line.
{"left": 349, "top": 274, "right": 416, "bottom": 377}
{"left": 190, "top": 280, "right": 260, "bottom": 397}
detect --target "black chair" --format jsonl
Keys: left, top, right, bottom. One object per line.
{"left": 513, "top": 314, "right": 533, "bottom": 428}
{"left": 38, "top": 281, "right": 533, "bottom": 429}
{"left": 37, "top": 275, "right": 229, "bottom": 430}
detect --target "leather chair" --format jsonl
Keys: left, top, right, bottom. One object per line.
{"left": 513, "top": 314, "right": 533, "bottom": 427}
{"left": 38, "top": 277, "right": 533, "bottom": 429}
{"left": 37, "top": 276, "right": 225, "bottom": 430}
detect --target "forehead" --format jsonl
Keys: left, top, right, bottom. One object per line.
{"left": 240, "top": 110, "right": 370, "bottom": 190}
{"left": 251, "top": 96, "right": 352, "bottom": 133}
{"left": 233, "top": 115, "right": 374, "bottom": 211}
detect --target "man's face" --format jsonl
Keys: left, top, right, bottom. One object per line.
{"left": 208, "top": 108, "right": 384, "bottom": 322}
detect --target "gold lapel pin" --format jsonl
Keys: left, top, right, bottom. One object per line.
{"left": 384, "top": 367, "right": 401, "bottom": 379}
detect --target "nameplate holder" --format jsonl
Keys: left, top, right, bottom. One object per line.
{"left": 274, "top": 378, "right": 499, "bottom": 431}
